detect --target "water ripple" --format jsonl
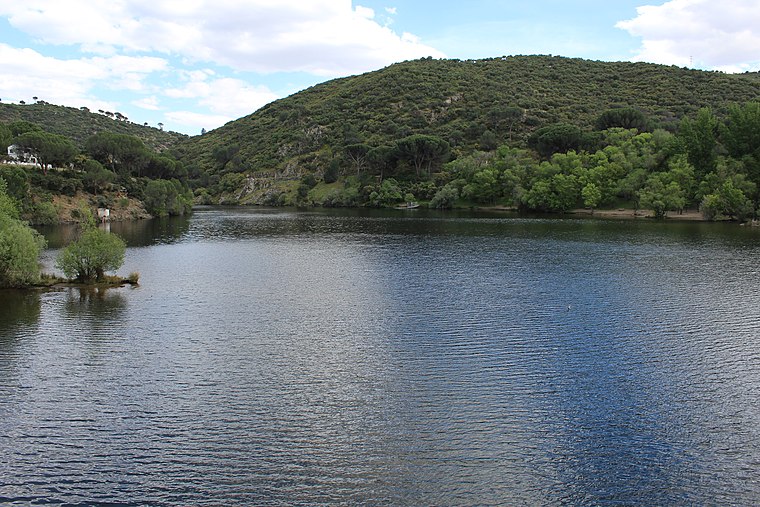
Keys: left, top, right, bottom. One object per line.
{"left": 3, "top": 210, "right": 760, "bottom": 505}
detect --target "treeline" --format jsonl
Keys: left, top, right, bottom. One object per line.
{"left": 278, "top": 102, "right": 760, "bottom": 221}
{"left": 176, "top": 56, "right": 760, "bottom": 178}
{"left": 0, "top": 121, "right": 192, "bottom": 221}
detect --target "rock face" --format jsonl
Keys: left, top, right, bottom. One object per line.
{"left": 50, "top": 193, "right": 151, "bottom": 224}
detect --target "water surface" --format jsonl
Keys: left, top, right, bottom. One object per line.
{"left": 2, "top": 208, "right": 760, "bottom": 505}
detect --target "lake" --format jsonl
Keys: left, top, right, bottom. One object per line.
{"left": 2, "top": 207, "right": 760, "bottom": 505}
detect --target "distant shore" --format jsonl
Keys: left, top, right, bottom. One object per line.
{"left": 472, "top": 205, "right": 727, "bottom": 222}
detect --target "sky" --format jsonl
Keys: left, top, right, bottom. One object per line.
{"left": 1, "top": 0, "right": 759, "bottom": 136}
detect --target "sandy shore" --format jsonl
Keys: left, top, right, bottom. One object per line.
{"left": 568, "top": 208, "right": 706, "bottom": 221}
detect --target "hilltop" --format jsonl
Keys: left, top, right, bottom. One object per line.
{"left": 0, "top": 101, "right": 186, "bottom": 151}
{"left": 175, "top": 55, "right": 760, "bottom": 178}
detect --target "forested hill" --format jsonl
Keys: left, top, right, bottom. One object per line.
{"left": 0, "top": 102, "right": 186, "bottom": 151}
{"left": 175, "top": 55, "right": 760, "bottom": 175}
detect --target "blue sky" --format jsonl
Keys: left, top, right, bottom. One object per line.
{"left": 1, "top": 1, "right": 758, "bottom": 136}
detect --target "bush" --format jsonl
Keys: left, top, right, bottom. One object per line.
{"left": 0, "top": 178, "right": 47, "bottom": 287}
{"left": 56, "top": 226, "right": 126, "bottom": 282}
{"left": 0, "top": 214, "right": 47, "bottom": 287}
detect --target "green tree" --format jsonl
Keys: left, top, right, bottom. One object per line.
{"left": 344, "top": 143, "right": 370, "bottom": 175}
{"left": 638, "top": 173, "right": 686, "bottom": 219}
{"left": 461, "top": 168, "right": 500, "bottom": 204}
{"left": 596, "top": 107, "right": 649, "bottom": 131}
{"left": 0, "top": 123, "right": 11, "bottom": 155}
{"left": 56, "top": 220, "right": 126, "bottom": 282}
{"left": 700, "top": 180, "right": 753, "bottom": 221}
{"left": 14, "top": 131, "right": 78, "bottom": 173}
{"left": 368, "top": 178, "right": 403, "bottom": 207}
{"left": 367, "top": 145, "right": 398, "bottom": 181}
{"left": 429, "top": 183, "right": 459, "bottom": 209}
{"left": 677, "top": 107, "right": 719, "bottom": 181}
{"left": 529, "top": 123, "right": 583, "bottom": 159}
{"left": 143, "top": 179, "right": 193, "bottom": 216}
{"left": 79, "top": 158, "right": 116, "bottom": 194}
{"left": 581, "top": 182, "right": 602, "bottom": 211}
{"left": 722, "top": 101, "right": 760, "bottom": 159}
{"left": 85, "top": 132, "right": 149, "bottom": 176}
{"left": 395, "top": 135, "right": 450, "bottom": 177}
{"left": 0, "top": 178, "right": 46, "bottom": 288}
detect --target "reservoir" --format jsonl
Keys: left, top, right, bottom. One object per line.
{"left": 2, "top": 207, "right": 760, "bottom": 505}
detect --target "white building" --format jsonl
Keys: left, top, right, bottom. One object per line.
{"left": 6, "top": 144, "right": 38, "bottom": 165}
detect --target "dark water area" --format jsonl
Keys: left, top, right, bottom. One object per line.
{"left": 2, "top": 207, "right": 760, "bottom": 505}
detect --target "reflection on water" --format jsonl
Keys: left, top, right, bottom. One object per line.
{"left": 3, "top": 207, "right": 760, "bottom": 505}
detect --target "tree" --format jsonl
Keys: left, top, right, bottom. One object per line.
{"left": 368, "top": 178, "right": 403, "bottom": 207}
{"left": 13, "top": 131, "right": 78, "bottom": 173}
{"left": 85, "top": 132, "right": 149, "bottom": 176}
{"left": 56, "top": 218, "right": 126, "bottom": 283}
{"left": 700, "top": 180, "right": 753, "bottom": 221}
{"left": 596, "top": 107, "right": 649, "bottom": 131}
{"left": 582, "top": 182, "right": 602, "bottom": 211}
{"left": 0, "top": 123, "right": 11, "bottom": 155}
{"left": 80, "top": 158, "right": 116, "bottom": 194}
{"left": 344, "top": 143, "right": 370, "bottom": 175}
{"left": 395, "top": 134, "right": 450, "bottom": 177}
{"left": 677, "top": 108, "right": 719, "bottom": 181}
{"left": 0, "top": 178, "right": 46, "bottom": 288}
{"left": 529, "top": 123, "right": 583, "bottom": 158}
{"left": 638, "top": 173, "right": 686, "bottom": 219}
{"left": 367, "top": 145, "right": 398, "bottom": 181}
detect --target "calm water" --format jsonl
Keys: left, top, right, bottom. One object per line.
{"left": 2, "top": 207, "right": 760, "bottom": 505}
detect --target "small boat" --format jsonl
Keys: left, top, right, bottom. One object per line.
{"left": 396, "top": 201, "right": 419, "bottom": 209}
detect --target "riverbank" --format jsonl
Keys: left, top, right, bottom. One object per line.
{"left": 470, "top": 204, "right": 736, "bottom": 222}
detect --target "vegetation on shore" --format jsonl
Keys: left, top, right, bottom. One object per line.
{"left": 1, "top": 119, "right": 193, "bottom": 224}
{"left": 1, "top": 181, "right": 136, "bottom": 289}
{"left": 3, "top": 55, "right": 760, "bottom": 222}
{"left": 169, "top": 56, "right": 760, "bottom": 220}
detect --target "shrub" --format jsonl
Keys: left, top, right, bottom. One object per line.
{"left": 56, "top": 226, "right": 126, "bottom": 282}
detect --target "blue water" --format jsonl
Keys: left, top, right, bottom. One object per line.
{"left": 2, "top": 208, "right": 760, "bottom": 505}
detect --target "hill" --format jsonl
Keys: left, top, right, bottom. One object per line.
{"left": 175, "top": 55, "right": 760, "bottom": 178}
{"left": 0, "top": 102, "right": 186, "bottom": 151}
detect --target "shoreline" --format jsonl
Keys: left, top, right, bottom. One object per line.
{"left": 470, "top": 205, "right": 731, "bottom": 222}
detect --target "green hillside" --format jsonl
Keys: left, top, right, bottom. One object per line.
{"left": 175, "top": 55, "right": 760, "bottom": 176}
{"left": 0, "top": 102, "right": 186, "bottom": 151}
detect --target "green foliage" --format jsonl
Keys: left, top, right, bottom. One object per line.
{"left": 429, "top": 183, "right": 459, "bottom": 208}
{"left": 0, "top": 177, "right": 20, "bottom": 219}
{"left": 80, "top": 158, "right": 116, "bottom": 193}
{"left": 323, "top": 159, "right": 340, "bottom": 183}
{"left": 529, "top": 123, "right": 583, "bottom": 158}
{"left": 0, "top": 178, "right": 46, "bottom": 287}
{"left": 143, "top": 179, "right": 193, "bottom": 216}
{"left": 0, "top": 123, "right": 11, "bottom": 154}
{"left": 56, "top": 226, "right": 126, "bottom": 282}
{"left": 368, "top": 178, "right": 403, "bottom": 207}
{"left": 638, "top": 173, "right": 686, "bottom": 219}
{"left": 677, "top": 108, "right": 719, "bottom": 180}
{"left": 85, "top": 132, "right": 149, "bottom": 176}
{"left": 596, "top": 107, "right": 649, "bottom": 131}
{"left": 700, "top": 180, "right": 754, "bottom": 221}
{"left": 14, "top": 130, "right": 78, "bottom": 170}
{"left": 395, "top": 134, "right": 450, "bottom": 176}
{"left": 0, "top": 102, "right": 185, "bottom": 150}
{"left": 582, "top": 182, "right": 602, "bottom": 209}
{"left": 176, "top": 56, "right": 760, "bottom": 180}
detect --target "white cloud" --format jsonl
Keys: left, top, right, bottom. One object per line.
{"left": 164, "top": 110, "right": 233, "bottom": 131}
{"left": 165, "top": 72, "right": 279, "bottom": 119}
{"left": 0, "top": 1, "right": 443, "bottom": 76}
{"left": 0, "top": 43, "right": 165, "bottom": 107}
{"left": 617, "top": 0, "right": 760, "bottom": 70}
{"left": 133, "top": 96, "right": 162, "bottom": 111}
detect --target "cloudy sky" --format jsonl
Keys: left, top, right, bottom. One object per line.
{"left": 1, "top": 0, "right": 758, "bottom": 135}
